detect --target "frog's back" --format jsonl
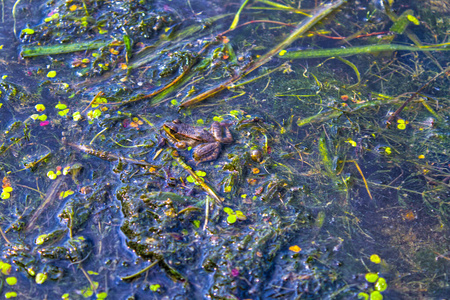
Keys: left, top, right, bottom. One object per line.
{"left": 176, "top": 123, "right": 214, "bottom": 142}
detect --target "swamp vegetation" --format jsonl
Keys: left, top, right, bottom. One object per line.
{"left": 0, "top": 0, "right": 450, "bottom": 299}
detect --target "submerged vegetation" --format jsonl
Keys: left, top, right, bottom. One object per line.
{"left": 0, "top": 0, "right": 449, "bottom": 298}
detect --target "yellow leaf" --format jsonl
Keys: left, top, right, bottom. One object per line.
{"left": 289, "top": 245, "right": 301, "bottom": 253}
{"left": 407, "top": 15, "right": 420, "bottom": 25}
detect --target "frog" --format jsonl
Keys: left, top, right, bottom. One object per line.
{"left": 163, "top": 119, "right": 233, "bottom": 163}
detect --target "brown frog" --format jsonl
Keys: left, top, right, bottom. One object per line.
{"left": 163, "top": 120, "right": 233, "bottom": 163}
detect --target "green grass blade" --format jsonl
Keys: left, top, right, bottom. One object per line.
{"left": 21, "top": 40, "right": 111, "bottom": 57}
{"left": 278, "top": 44, "right": 450, "bottom": 59}
{"left": 230, "top": 0, "right": 250, "bottom": 30}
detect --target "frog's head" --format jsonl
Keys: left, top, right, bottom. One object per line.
{"left": 163, "top": 119, "right": 182, "bottom": 136}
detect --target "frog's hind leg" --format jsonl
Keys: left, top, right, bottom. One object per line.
{"left": 193, "top": 142, "right": 221, "bottom": 163}
{"left": 210, "top": 122, "right": 233, "bottom": 144}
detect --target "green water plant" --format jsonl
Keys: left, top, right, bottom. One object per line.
{"left": 223, "top": 207, "right": 247, "bottom": 224}
{"left": 358, "top": 254, "right": 388, "bottom": 300}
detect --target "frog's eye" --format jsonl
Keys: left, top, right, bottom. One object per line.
{"left": 173, "top": 119, "right": 181, "bottom": 124}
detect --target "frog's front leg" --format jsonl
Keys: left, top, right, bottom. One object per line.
{"left": 165, "top": 134, "right": 189, "bottom": 149}
{"left": 210, "top": 122, "right": 233, "bottom": 144}
{"left": 193, "top": 142, "right": 221, "bottom": 163}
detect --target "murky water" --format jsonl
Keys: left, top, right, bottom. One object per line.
{"left": 0, "top": 0, "right": 449, "bottom": 299}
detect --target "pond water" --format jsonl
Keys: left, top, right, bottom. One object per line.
{"left": 0, "top": 0, "right": 449, "bottom": 299}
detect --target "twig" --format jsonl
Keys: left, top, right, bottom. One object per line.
{"left": 80, "top": 266, "right": 96, "bottom": 293}
{"left": 229, "top": 0, "right": 250, "bottom": 30}
{"left": 179, "top": 0, "right": 345, "bottom": 108}
{"left": 67, "top": 143, "right": 159, "bottom": 168}
{"left": 90, "top": 128, "right": 109, "bottom": 145}
{"left": 12, "top": 0, "right": 22, "bottom": 36}
{"left": 15, "top": 183, "right": 46, "bottom": 197}
{"left": 0, "top": 225, "right": 11, "bottom": 244}
{"left": 386, "top": 66, "right": 450, "bottom": 126}
{"left": 170, "top": 150, "right": 223, "bottom": 205}
{"left": 121, "top": 260, "right": 159, "bottom": 280}
{"left": 218, "top": 19, "right": 295, "bottom": 37}
{"left": 348, "top": 160, "right": 372, "bottom": 200}
{"left": 120, "top": 64, "right": 195, "bottom": 107}
{"left": 81, "top": 91, "right": 104, "bottom": 115}
{"left": 25, "top": 176, "right": 65, "bottom": 232}
{"left": 203, "top": 196, "right": 210, "bottom": 231}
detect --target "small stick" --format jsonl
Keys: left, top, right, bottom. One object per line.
{"left": 386, "top": 66, "right": 450, "bottom": 126}
{"left": 121, "top": 260, "right": 159, "bottom": 280}
{"left": 348, "top": 160, "right": 372, "bottom": 200}
{"left": 203, "top": 196, "right": 210, "bottom": 231}
{"left": 81, "top": 91, "right": 104, "bottom": 115}
{"left": 170, "top": 150, "right": 223, "bottom": 205}
{"left": 25, "top": 176, "right": 64, "bottom": 232}
{"left": 218, "top": 19, "right": 295, "bottom": 37}
{"left": 0, "top": 226, "right": 11, "bottom": 244}
{"left": 67, "top": 143, "right": 159, "bottom": 168}
{"left": 120, "top": 64, "right": 194, "bottom": 107}
{"left": 179, "top": 0, "right": 345, "bottom": 108}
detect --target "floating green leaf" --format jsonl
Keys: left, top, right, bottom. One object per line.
{"left": 407, "top": 14, "right": 420, "bottom": 25}
{"left": 375, "top": 277, "right": 387, "bottom": 292}
{"left": 223, "top": 207, "right": 234, "bottom": 215}
{"left": 27, "top": 267, "right": 35, "bottom": 276}
{"left": 80, "top": 281, "right": 98, "bottom": 298}
{"left": 235, "top": 211, "right": 247, "bottom": 221}
{"left": 92, "top": 97, "right": 107, "bottom": 107}
{"left": 36, "top": 234, "right": 49, "bottom": 245}
{"left": 195, "top": 170, "right": 206, "bottom": 177}
{"left": 73, "top": 111, "right": 82, "bottom": 121}
{"left": 35, "top": 104, "right": 46, "bottom": 112}
{"left": 370, "top": 291, "right": 383, "bottom": 300}
{"left": 60, "top": 190, "right": 74, "bottom": 199}
{"left": 365, "top": 272, "right": 379, "bottom": 283}
{"left": 55, "top": 102, "right": 67, "bottom": 110}
{"left": 6, "top": 276, "right": 17, "bottom": 285}
{"left": 370, "top": 254, "right": 381, "bottom": 264}
{"left": 47, "top": 171, "right": 57, "bottom": 180}
{"left": 5, "top": 292, "right": 17, "bottom": 299}
{"left": 58, "top": 109, "right": 70, "bottom": 116}
{"left": 0, "top": 261, "right": 12, "bottom": 275}
{"left": 213, "top": 116, "right": 223, "bottom": 122}
{"left": 92, "top": 109, "right": 102, "bottom": 118}
{"left": 227, "top": 214, "right": 237, "bottom": 224}
{"left": 22, "top": 28, "right": 35, "bottom": 35}
{"left": 358, "top": 292, "right": 369, "bottom": 300}
{"left": 47, "top": 71, "right": 57, "bottom": 78}
{"left": 38, "top": 114, "right": 48, "bottom": 121}
{"left": 36, "top": 272, "right": 48, "bottom": 284}
{"left": 86, "top": 271, "right": 98, "bottom": 275}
